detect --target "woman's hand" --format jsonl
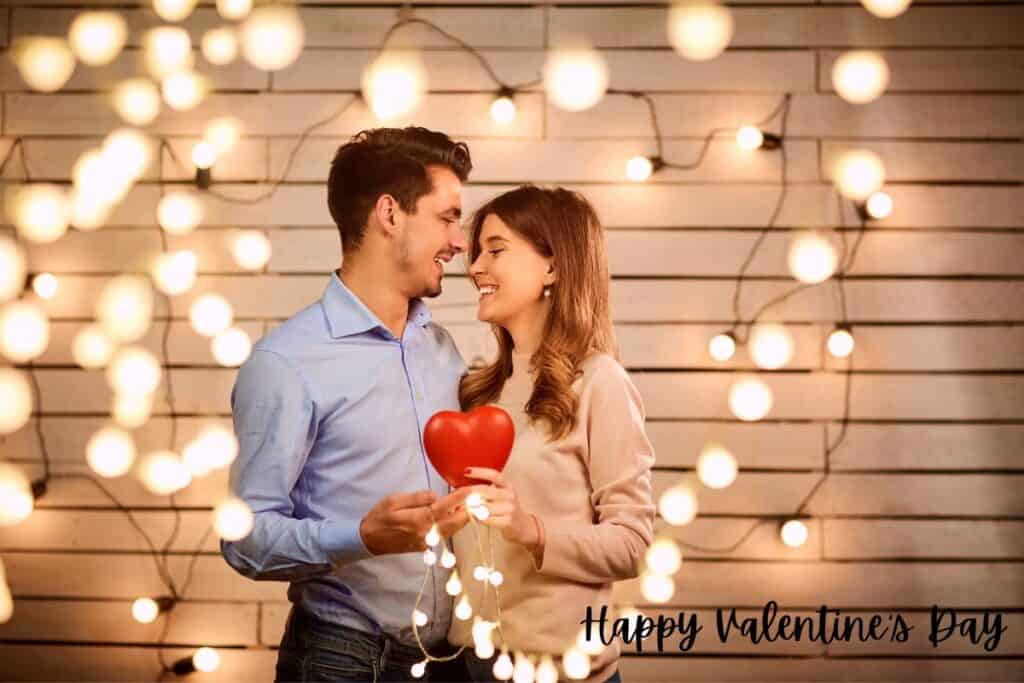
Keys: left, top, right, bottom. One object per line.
{"left": 463, "top": 467, "right": 541, "bottom": 550}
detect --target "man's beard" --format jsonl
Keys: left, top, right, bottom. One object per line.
{"left": 397, "top": 236, "right": 443, "bottom": 299}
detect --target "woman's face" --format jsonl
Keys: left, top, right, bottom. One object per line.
{"left": 469, "top": 213, "right": 553, "bottom": 328}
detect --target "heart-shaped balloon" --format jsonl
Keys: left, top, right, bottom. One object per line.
{"left": 423, "top": 406, "right": 515, "bottom": 488}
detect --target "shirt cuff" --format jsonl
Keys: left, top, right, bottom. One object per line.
{"left": 319, "top": 519, "right": 374, "bottom": 567}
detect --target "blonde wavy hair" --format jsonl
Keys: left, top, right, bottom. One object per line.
{"left": 458, "top": 185, "right": 617, "bottom": 441}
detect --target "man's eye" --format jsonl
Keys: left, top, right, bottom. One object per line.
{"left": 488, "top": 249, "right": 503, "bottom": 256}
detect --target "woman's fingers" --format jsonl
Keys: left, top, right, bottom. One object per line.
{"left": 465, "top": 467, "right": 506, "bottom": 487}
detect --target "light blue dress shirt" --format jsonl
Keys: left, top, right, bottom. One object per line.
{"left": 221, "top": 270, "right": 466, "bottom": 647}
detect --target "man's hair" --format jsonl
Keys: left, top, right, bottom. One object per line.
{"left": 326, "top": 127, "right": 472, "bottom": 253}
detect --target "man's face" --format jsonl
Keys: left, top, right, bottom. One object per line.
{"left": 394, "top": 165, "right": 467, "bottom": 299}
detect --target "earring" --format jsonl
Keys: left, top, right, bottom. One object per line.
{"left": 543, "top": 285, "right": 551, "bottom": 298}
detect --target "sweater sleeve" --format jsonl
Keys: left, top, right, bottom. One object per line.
{"left": 531, "top": 357, "right": 656, "bottom": 584}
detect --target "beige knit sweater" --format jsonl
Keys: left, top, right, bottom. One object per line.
{"left": 447, "top": 350, "right": 657, "bottom": 683}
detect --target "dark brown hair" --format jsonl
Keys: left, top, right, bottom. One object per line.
{"left": 327, "top": 127, "right": 472, "bottom": 253}
{"left": 459, "top": 185, "right": 617, "bottom": 440}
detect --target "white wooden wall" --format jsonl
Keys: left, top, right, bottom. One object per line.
{"left": 1, "top": 0, "right": 1023, "bottom": 680}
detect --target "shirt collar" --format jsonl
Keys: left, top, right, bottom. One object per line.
{"left": 322, "top": 270, "right": 432, "bottom": 339}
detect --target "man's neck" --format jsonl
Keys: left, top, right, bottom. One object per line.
{"left": 337, "top": 263, "right": 410, "bottom": 340}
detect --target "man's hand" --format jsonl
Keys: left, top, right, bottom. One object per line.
{"left": 429, "top": 486, "right": 480, "bottom": 540}
{"left": 358, "top": 490, "right": 439, "bottom": 556}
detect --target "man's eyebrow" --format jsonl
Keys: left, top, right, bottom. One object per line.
{"left": 441, "top": 207, "right": 462, "bottom": 218}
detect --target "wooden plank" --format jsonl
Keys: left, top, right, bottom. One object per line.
{"left": 643, "top": 422, "right": 824, "bottom": 470}
{"left": 827, "top": 423, "right": 1024, "bottom": 471}
{"left": 819, "top": 49, "right": 1024, "bottom": 93}
{"left": 822, "top": 325, "right": 1024, "bottom": 372}
{"left": 656, "top": 517, "right": 824, "bottom": 561}
{"left": 804, "top": 474, "right": 1024, "bottom": 517}
{"left": 821, "top": 140, "right": 1024, "bottom": 182}
{"left": 824, "top": 520, "right": 1024, "bottom": 560}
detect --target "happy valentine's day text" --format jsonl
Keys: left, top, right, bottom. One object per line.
{"left": 580, "top": 603, "right": 1007, "bottom": 653}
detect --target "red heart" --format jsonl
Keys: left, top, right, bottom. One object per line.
{"left": 423, "top": 406, "right": 515, "bottom": 488}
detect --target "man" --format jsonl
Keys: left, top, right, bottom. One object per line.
{"left": 221, "top": 127, "right": 476, "bottom": 682}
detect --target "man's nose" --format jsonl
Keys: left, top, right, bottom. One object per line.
{"left": 449, "top": 223, "right": 468, "bottom": 253}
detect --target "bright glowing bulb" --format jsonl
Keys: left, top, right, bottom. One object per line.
{"left": 473, "top": 565, "right": 490, "bottom": 582}
{"left": 157, "top": 191, "right": 203, "bottom": 234}
{"left": 749, "top": 323, "right": 795, "bottom": 370}
{"left": 543, "top": 48, "right": 608, "bottom": 112}
{"left": 645, "top": 537, "right": 682, "bottom": 575}
{"left": 780, "top": 519, "right": 809, "bottom": 548}
{"left": 490, "top": 96, "right": 517, "bottom": 124}
{"left": 441, "top": 548, "right": 456, "bottom": 568}
{"left": 137, "top": 451, "right": 191, "bottom": 495}
{"left": 728, "top": 374, "right": 774, "bottom": 422}
{"left": 488, "top": 570, "right": 504, "bottom": 587}
{"left": 466, "top": 493, "right": 483, "bottom": 508}
{"left": 561, "top": 647, "right": 591, "bottom": 680}
{"left": 455, "top": 594, "right": 472, "bottom": 620}
{"left": 153, "top": 0, "right": 199, "bottom": 22}
{"left": 6, "top": 184, "right": 69, "bottom": 244}
{"left": 86, "top": 426, "right": 136, "bottom": 478}
{"left": 535, "top": 655, "right": 558, "bottom": 683}
{"left": 0, "top": 369, "right": 33, "bottom": 434}
{"left": 362, "top": 52, "right": 427, "bottom": 121}
{"left": 828, "top": 327, "right": 855, "bottom": 358}
{"left": 493, "top": 651, "right": 514, "bottom": 680}
{"left": 425, "top": 524, "right": 441, "bottom": 547}
{"left": 0, "top": 238, "right": 26, "bottom": 303}
{"left": 162, "top": 71, "right": 208, "bottom": 111}
{"left": 96, "top": 275, "right": 154, "bottom": 343}
{"left": 833, "top": 149, "right": 885, "bottom": 200}
{"left": 11, "top": 37, "right": 75, "bottom": 92}
{"left": 832, "top": 50, "right": 890, "bottom": 104}
{"left": 152, "top": 250, "right": 198, "bottom": 296}
{"left": 0, "top": 463, "right": 34, "bottom": 526}
{"left": 736, "top": 125, "right": 764, "bottom": 150}
{"left": 112, "top": 392, "right": 154, "bottom": 429}
{"left": 73, "top": 148, "right": 121, "bottom": 207}
{"left": 709, "top": 332, "right": 736, "bottom": 362}
{"left": 72, "top": 324, "right": 114, "bottom": 369}
{"left": 0, "top": 300, "right": 50, "bottom": 363}
{"left": 212, "top": 327, "right": 252, "bottom": 367}
{"left": 69, "top": 11, "right": 127, "bottom": 66}
{"left": 696, "top": 442, "right": 738, "bottom": 489}
{"left": 423, "top": 549, "right": 437, "bottom": 566}
{"left": 512, "top": 652, "right": 535, "bottom": 683}
{"left": 201, "top": 27, "right": 239, "bottom": 65}
{"left": 31, "top": 273, "right": 58, "bottom": 300}
{"left": 218, "top": 0, "right": 253, "bottom": 20}
{"left": 412, "top": 609, "right": 429, "bottom": 627}
{"left": 68, "top": 187, "right": 112, "bottom": 231}
{"left": 192, "top": 423, "right": 240, "bottom": 470}
{"left": 658, "top": 483, "right": 698, "bottom": 526}
{"left": 232, "top": 230, "right": 272, "bottom": 270}
{"left": 640, "top": 571, "right": 675, "bottom": 603}
{"left": 626, "top": 156, "right": 654, "bottom": 182}
{"left": 107, "top": 346, "right": 161, "bottom": 396}
{"left": 214, "top": 496, "right": 254, "bottom": 541}
{"left": 411, "top": 660, "right": 427, "bottom": 679}
{"left": 113, "top": 79, "right": 161, "bottom": 126}
{"left": 865, "top": 191, "right": 893, "bottom": 219}
{"left": 143, "top": 27, "right": 193, "bottom": 80}
{"left": 193, "top": 647, "right": 220, "bottom": 673}
{"left": 132, "top": 597, "right": 159, "bottom": 624}
{"left": 471, "top": 504, "right": 490, "bottom": 521}
{"left": 446, "top": 570, "right": 463, "bottom": 596}
{"left": 475, "top": 639, "right": 495, "bottom": 661}
{"left": 787, "top": 230, "right": 838, "bottom": 284}
{"left": 667, "top": 1, "right": 735, "bottom": 61}
{"left": 102, "top": 128, "right": 153, "bottom": 184}
{"left": 860, "top": 0, "right": 912, "bottom": 18}
{"left": 190, "top": 294, "right": 234, "bottom": 337}
{"left": 205, "top": 117, "right": 243, "bottom": 155}
{"left": 241, "top": 5, "right": 305, "bottom": 70}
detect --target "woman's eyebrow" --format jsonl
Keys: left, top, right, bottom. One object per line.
{"left": 484, "top": 235, "right": 508, "bottom": 244}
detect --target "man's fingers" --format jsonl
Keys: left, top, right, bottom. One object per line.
{"left": 385, "top": 490, "right": 438, "bottom": 511}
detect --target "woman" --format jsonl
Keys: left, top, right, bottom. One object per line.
{"left": 446, "top": 185, "right": 656, "bottom": 683}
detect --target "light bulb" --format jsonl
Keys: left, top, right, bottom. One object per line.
{"left": 787, "top": 230, "right": 838, "bottom": 284}
{"left": 96, "top": 275, "right": 153, "bottom": 343}
{"left": 0, "top": 300, "right": 50, "bottom": 363}
{"left": 728, "top": 374, "right": 773, "bottom": 422}
{"left": 493, "top": 651, "right": 514, "bottom": 680}
{"left": 142, "top": 27, "right": 193, "bottom": 80}
{"left": 865, "top": 191, "right": 893, "bottom": 220}
{"left": 0, "top": 463, "right": 34, "bottom": 526}
{"left": 132, "top": 597, "right": 160, "bottom": 624}
{"left": 475, "top": 639, "right": 495, "bottom": 661}
{"left": 709, "top": 332, "right": 736, "bottom": 362}
{"left": 112, "top": 392, "right": 154, "bottom": 429}
{"left": 446, "top": 570, "right": 462, "bottom": 596}
{"left": 102, "top": 128, "right": 153, "bottom": 184}
{"left": 832, "top": 50, "right": 889, "bottom": 104}
{"left": 490, "top": 96, "right": 517, "bottom": 124}
{"left": 232, "top": 230, "right": 272, "bottom": 270}
{"left": 411, "top": 660, "right": 427, "bottom": 679}
{"left": 441, "top": 548, "right": 456, "bottom": 568}
{"left": 828, "top": 326, "right": 855, "bottom": 358}
{"left": 218, "top": 0, "right": 253, "bottom": 21}
{"left": 193, "top": 647, "right": 220, "bottom": 673}
{"left": 205, "top": 117, "right": 243, "bottom": 155}
{"left": 0, "top": 368, "right": 33, "bottom": 434}
{"left": 157, "top": 191, "right": 203, "bottom": 234}
{"left": 11, "top": 37, "right": 76, "bottom": 93}
{"left": 423, "top": 549, "right": 437, "bottom": 566}
{"left": 488, "top": 570, "right": 504, "bottom": 587}
{"left": 191, "top": 423, "right": 240, "bottom": 470}
{"left": 0, "top": 238, "right": 26, "bottom": 303}
{"left": 466, "top": 493, "right": 483, "bottom": 508}
{"left": 72, "top": 148, "right": 121, "bottom": 207}
{"left": 736, "top": 125, "right": 764, "bottom": 151}
{"left": 162, "top": 71, "right": 209, "bottom": 111}
{"left": 214, "top": 496, "right": 253, "bottom": 540}
{"left": 473, "top": 565, "right": 490, "bottom": 582}
{"left": 137, "top": 450, "right": 191, "bottom": 495}
{"left": 696, "top": 442, "right": 738, "bottom": 489}
{"left": 626, "top": 156, "right": 654, "bottom": 182}
{"left": 667, "top": 1, "right": 734, "bottom": 62}
{"left": 153, "top": 0, "right": 199, "bottom": 22}
{"left": 536, "top": 656, "right": 558, "bottom": 683}
{"left": 512, "top": 652, "right": 535, "bottom": 683}
{"left": 640, "top": 571, "right": 675, "bottom": 603}
{"left": 202, "top": 28, "right": 238, "bottom": 65}
{"left": 455, "top": 594, "right": 472, "bottom": 620}
{"left": 192, "top": 141, "right": 217, "bottom": 170}
{"left": 561, "top": 647, "right": 591, "bottom": 680}
{"left": 86, "top": 426, "right": 136, "bottom": 478}
{"left": 645, "top": 537, "right": 682, "bottom": 575}
{"left": 68, "top": 186, "right": 112, "bottom": 231}
{"left": 471, "top": 504, "right": 490, "bottom": 521}
{"left": 241, "top": 5, "right": 305, "bottom": 71}
{"left": 780, "top": 519, "right": 809, "bottom": 548}
{"left": 106, "top": 346, "right": 161, "bottom": 396}
{"left": 833, "top": 149, "right": 885, "bottom": 200}
{"left": 749, "top": 323, "right": 795, "bottom": 370}
{"left": 31, "top": 273, "right": 58, "bottom": 300}
{"left": 72, "top": 324, "right": 115, "bottom": 369}
{"left": 543, "top": 47, "right": 608, "bottom": 112}
{"left": 859, "top": 0, "right": 912, "bottom": 18}
{"left": 6, "top": 184, "right": 69, "bottom": 244}
{"left": 412, "top": 609, "right": 429, "bottom": 627}
{"left": 658, "top": 483, "right": 698, "bottom": 526}
{"left": 362, "top": 51, "right": 427, "bottom": 121}
{"left": 152, "top": 250, "right": 198, "bottom": 296}
{"left": 69, "top": 11, "right": 127, "bottom": 66}
{"left": 190, "top": 294, "right": 234, "bottom": 337}
{"left": 425, "top": 524, "right": 441, "bottom": 547}
{"left": 212, "top": 327, "right": 252, "bottom": 367}
{"left": 112, "top": 79, "right": 161, "bottom": 126}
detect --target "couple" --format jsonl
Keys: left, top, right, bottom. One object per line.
{"left": 221, "top": 126, "right": 656, "bottom": 683}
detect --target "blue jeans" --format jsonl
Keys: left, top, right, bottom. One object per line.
{"left": 275, "top": 605, "right": 468, "bottom": 682}
{"left": 462, "top": 649, "right": 622, "bottom": 683}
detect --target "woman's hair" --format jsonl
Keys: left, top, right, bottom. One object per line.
{"left": 459, "top": 185, "right": 617, "bottom": 440}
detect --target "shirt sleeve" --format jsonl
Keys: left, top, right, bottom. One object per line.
{"left": 531, "top": 358, "right": 656, "bottom": 584}
{"left": 220, "top": 348, "right": 373, "bottom": 581}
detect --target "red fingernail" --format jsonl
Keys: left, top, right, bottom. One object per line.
{"left": 464, "top": 468, "right": 471, "bottom": 475}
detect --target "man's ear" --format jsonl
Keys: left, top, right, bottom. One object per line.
{"left": 373, "top": 194, "right": 402, "bottom": 237}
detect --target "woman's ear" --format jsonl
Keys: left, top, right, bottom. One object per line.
{"left": 544, "top": 262, "right": 556, "bottom": 286}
